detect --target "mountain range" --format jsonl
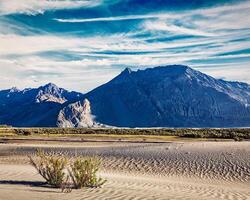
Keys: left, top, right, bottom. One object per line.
{"left": 0, "top": 83, "right": 82, "bottom": 127}
{"left": 1, "top": 65, "right": 250, "bottom": 127}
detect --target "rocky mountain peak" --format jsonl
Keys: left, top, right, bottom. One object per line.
{"left": 9, "top": 87, "right": 20, "bottom": 93}
{"left": 118, "top": 67, "right": 133, "bottom": 77}
{"left": 35, "top": 83, "right": 68, "bottom": 104}
{"left": 39, "top": 83, "right": 60, "bottom": 93}
{"left": 123, "top": 67, "right": 132, "bottom": 74}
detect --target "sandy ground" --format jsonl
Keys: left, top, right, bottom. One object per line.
{"left": 0, "top": 141, "right": 249, "bottom": 200}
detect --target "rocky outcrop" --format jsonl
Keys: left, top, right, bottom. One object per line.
{"left": 57, "top": 99, "right": 100, "bottom": 128}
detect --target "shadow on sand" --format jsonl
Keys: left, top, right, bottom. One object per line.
{"left": 0, "top": 180, "right": 46, "bottom": 187}
{"left": 0, "top": 180, "right": 63, "bottom": 193}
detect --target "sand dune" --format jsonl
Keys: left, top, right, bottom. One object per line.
{"left": 0, "top": 141, "right": 249, "bottom": 200}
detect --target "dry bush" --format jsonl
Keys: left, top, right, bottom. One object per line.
{"left": 69, "top": 157, "right": 107, "bottom": 189}
{"left": 29, "top": 150, "right": 107, "bottom": 191}
{"left": 29, "top": 149, "right": 68, "bottom": 188}
{"left": 60, "top": 175, "right": 72, "bottom": 193}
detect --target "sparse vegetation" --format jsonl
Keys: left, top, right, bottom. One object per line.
{"left": 29, "top": 150, "right": 106, "bottom": 191}
{"left": 5, "top": 127, "right": 250, "bottom": 140}
{"left": 0, "top": 125, "right": 11, "bottom": 128}
{"left": 233, "top": 136, "right": 243, "bottom": 142}
{"left": 69, "top": 157, "right": 106, "bottom": 189}
{"left": 29, "top": 149, "right": 68, "bottom": 188}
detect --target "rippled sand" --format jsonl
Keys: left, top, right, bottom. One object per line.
{"left": 0, "top": 141, "right": 249, "bottom": 200}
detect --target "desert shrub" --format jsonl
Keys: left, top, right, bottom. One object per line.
{"left": 69, "top": 157, "right": 106, "bottom": 189}
{"left": 29, "top": 149, "right": 68, "bottom": 188}
{"left": 14, "top": 129, "right": 32, "bottom": 135}
{"left": 233, "top": 136, "right": 243, "bottom": 141}
{"left": 60, "top": 175, "right": 72, "bottom": 193}
{"left": 23, "top": 130, "right": 31, "bottom": 136}
{"left": 181, "top": 132, "right": 202, "bottom": 138}
{"left": 29, "top": 150, "right": 107, "bottom": 190}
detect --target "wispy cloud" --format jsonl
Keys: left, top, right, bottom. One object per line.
{"left": 54, "top": 13, "right": 175, "bottom": 23}
{"left": 0, "top": 0, "right": 249, "bottom": 91}
{"left": 197, "top": 64, "right": 250, "bottom": 84}
{"left": 0, "top": 0, "right": 102, "bottom": 15}
{"left": 54, "top": 1, "right": 250, "bottom": 38}
{"left": 0, "top": 56, "right": 120, "bottom": 92}
{"left": 144, "top": 21, "right": 215, "bottom": 37}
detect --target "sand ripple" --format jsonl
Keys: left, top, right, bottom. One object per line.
{"left": 1, "top": 142, "right": 249, "bottom": 182}
{"left": 0, "top": 141, "right": 249, "bottom": 200}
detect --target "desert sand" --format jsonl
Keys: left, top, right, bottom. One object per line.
{"left": 0, "top": 141, "right": 249, "bottom": 200}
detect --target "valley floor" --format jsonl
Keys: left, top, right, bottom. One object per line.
{"left": 0, "top": 140, "right": 249, "bottom": 200}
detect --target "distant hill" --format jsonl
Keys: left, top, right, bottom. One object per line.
{"left": 0, "top": 83, "right": 83, "bottom": 127}
{"left": 1, "top": 65, "right": 250, "bottom": 127}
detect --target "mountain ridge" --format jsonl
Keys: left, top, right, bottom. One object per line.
{"left": 0, "top": 83, "right": 83, "bottom": 127}
{"left": 0, "top": 65, "right": 250, "bottom": 127}
{"left": 82, "top": 65, "right": 250, "bottom": 127}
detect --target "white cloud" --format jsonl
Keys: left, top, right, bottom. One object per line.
{"left": 54, "top": 1, "right": 250, "bottom": 39}
{"left": 54, "top": 1, "right": 250, "bottom": 24}
{"left": 142, "top": 2, "right": 250, "bottom": 37}
{"left": 198, "top": 65, "right": 250, "bottom": 84}
{"left": 0, "top": 0, "right": 102, "bottom": 15}
{"left": 0, "top": 56, "right": 120, "bottom": 92}
{"left": 0, "top": 1, "right": 250, "bottom": 91}
{"left": 0, "top": 28, "right": 249, "bottom": 91}
{"left": 144, "top": 21, "right": 215, "bottom": 37}
{"left": 54, "top": 13, "right": 175, "bottom": 23}
{"left": 0, "top": 33, "right": 219, "bottom": 56}
{"left": 0, "top": 34, "right": 127, "bottom": 55}
{"left": 192, "top": 1, "right": 250, "bottom": 17}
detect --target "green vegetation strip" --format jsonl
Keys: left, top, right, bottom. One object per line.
{"left": 0, "top": 127, "right": 249, "bottom": 140}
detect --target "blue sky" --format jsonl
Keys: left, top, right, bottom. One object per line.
{"left": 0, "top": 0, "right": 250, "bottom": 92}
